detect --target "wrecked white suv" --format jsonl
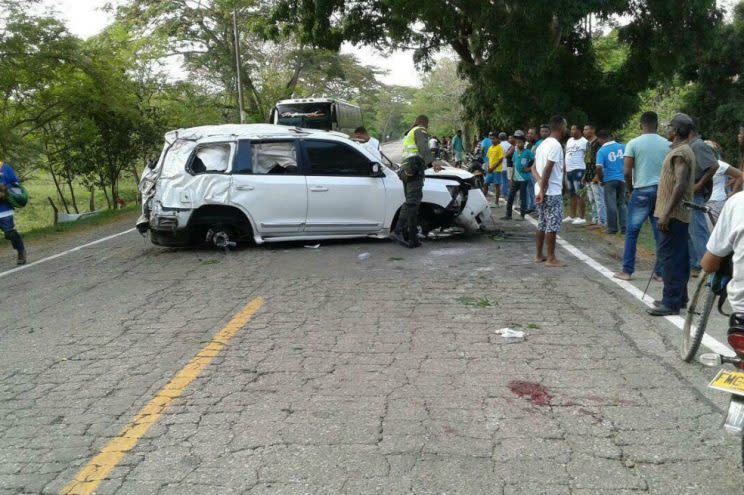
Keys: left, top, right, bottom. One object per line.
{"left": 137, "top": 124, "right": 490, "bottom": 247}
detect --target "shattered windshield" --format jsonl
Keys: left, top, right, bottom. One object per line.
{"left": 276, "top": 103, "right": 332, "bottom": 130}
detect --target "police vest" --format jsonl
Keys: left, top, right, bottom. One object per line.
{"left": 402, "top": 126, "right": 426, "bottom": 159}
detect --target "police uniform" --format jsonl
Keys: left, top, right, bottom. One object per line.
{"left": 394, "top": 126, "right": 433, "bottom": 246}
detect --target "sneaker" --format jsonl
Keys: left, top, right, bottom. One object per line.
{"left": 613, "top": 271, "right": 631, "bottom": 281}
{"left": 16, "top": 251, "right": 27, "bottom": 266}
{"left": 562, "top": 217, "right": 574, "bottom": 223}
{"left": 572, "top": 218, "right": 586, "bottom": 225}
{"left": 647, "top": 304, "right": 679, "bottom": 316}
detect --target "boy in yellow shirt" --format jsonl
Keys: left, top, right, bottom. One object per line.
{"left": 484, "top": 141, "right": 505, "bottom": 204}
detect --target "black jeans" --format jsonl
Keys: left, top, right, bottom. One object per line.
{"left": 657, "top": 219, "right": 690, "bottom": 311}
{"left": 395, "top": 178, "right": 423, "bottom": 242}
{"left": 0, "top": 215, "right": 24, "bottom": 254}
{"left": 506, "top": 180, "right": 528, "bottom": 218}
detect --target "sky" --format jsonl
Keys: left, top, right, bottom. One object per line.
{"left": 28, "top": 0, "right": 423, "bottom": 87}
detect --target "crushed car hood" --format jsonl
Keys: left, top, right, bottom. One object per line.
{"left": 425, "top": 165, "right": 476, "bottom": 181}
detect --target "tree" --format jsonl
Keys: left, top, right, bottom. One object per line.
{"left": 405, "top": 58, "right": 467, "bottom": 138}
{"left": 0, "top": 3, "right": 83, "bottom": 176}
{"left": 271, "top": 0, "right": 721, "bottom": 131}
{"left": 682, "top": 1, "right": 744, "bottom": 164}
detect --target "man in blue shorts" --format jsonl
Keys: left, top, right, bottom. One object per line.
{"left": 564, "top": 125, "right": 588, "bottom": 225}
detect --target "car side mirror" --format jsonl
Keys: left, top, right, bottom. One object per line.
{"left": 371, "top": 162, "right": 385, "bottom": 178}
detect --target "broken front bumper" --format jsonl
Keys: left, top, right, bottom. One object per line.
{"left": 455, "top": 190, "right": 490, "bottom": 231}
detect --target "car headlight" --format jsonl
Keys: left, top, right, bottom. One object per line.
{"left": 446, "top": 185, "right": 465, "bottom": 209}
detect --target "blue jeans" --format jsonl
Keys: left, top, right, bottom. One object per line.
{"left": 506, "top": 180, "right": 528, "bottom": 218}
{"left": 657, "top": 219, "right": 690, "bottom": 311}
{"left": 589, "top": 182, "right": 606, "bottom": 225}
{"left": 687, "top": 194, "right": 710, "bottom": 271}
{"left": 500, "top": 169, "right": 510, "bottom": 199}
{"left": 622, "top": 185, "right": 661, "bottom": 276}
{"left": 603, "top": 180, "right": 627, "bottom": 234}
{"left": 526, "top": 175, "right": 536, "bottom": 210}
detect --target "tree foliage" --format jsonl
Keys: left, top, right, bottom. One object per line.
{"left": 271, "top": 0, "right": 721, "bottom": 131}
{"left": 682, "top": 1, "right": 744, "bottom": 164}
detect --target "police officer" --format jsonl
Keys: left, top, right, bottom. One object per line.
{"left": 0, "top": 161, "right": 26, "bottom": 265}
{"left": 391, "top": 115, "right": 443, "bottom": 248}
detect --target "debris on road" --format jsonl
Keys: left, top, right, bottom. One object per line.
{"left": 304, "top": 244, "right": 321, "bottom": 249}
{"left": 495, "top": 327, "right": 525, "bottom": 343}
{"left": 357, "top": 252, "right": 371, "bottom": 261}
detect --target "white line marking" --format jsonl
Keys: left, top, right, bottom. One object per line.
{"left": 523, "top": 216, "right": 734, "bottom": 357}
{"left": 0, "top": 228, "right": 136, "bottom": 280}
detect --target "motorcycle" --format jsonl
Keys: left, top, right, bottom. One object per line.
{"left": 699, "top": 313, "right": 744, "bottom": 471}
{"left": 466, "top": 153, "right": 485, "bottom": 191}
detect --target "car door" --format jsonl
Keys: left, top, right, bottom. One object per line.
{"left": 302, "top": 139, "right": 386, "bottom": 233}
{"left": 230, "top": 139, "right": 308, "bottom": 235}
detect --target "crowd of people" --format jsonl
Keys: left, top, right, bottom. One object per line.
{"left": 467, "top": 112, "right": 743, "bottom": 316}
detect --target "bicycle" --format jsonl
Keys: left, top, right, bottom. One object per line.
{"left": 680, "top": 200, "right": 733, "bottom": 361}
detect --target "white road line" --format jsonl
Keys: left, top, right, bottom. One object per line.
{"left": 0, "top": 228, "right": 136, "bottom": 280}
{"left": 523, "top": 215, "right": 734, "bottom": 357}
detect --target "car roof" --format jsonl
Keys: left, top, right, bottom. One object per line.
{"left": 164, "top": 124, "right": 377, "bottom": 161}
{"left": 165, "top": 124, "right": 350, "bottom": 143}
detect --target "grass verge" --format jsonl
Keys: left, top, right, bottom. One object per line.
{"left": 18, "top": 205, "right": 139, "bottom": 243}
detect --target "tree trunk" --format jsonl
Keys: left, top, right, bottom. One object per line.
{"left": 89, "top": 186, "right": 95, "bottom": 212}
{"left": 66, "top": 176, "right": 79, "bottom": 214}
{"left": 99, "top": 172, "right": 111, "bottom": 209}
{"left": 48, "top": 165, "right": 70, "bottom": 214}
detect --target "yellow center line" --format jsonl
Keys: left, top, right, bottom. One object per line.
{"left": 60, "top": 297, "right": 265, "bottom": 495}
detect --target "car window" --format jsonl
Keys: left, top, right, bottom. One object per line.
{"left": 188, "top": 143, "right": 231, "bottom": 174}
{"left": 252, "top": 141, "right": 300, "bottom": 175}
{"left": 161, "top": 140, "right": 197, "bottom": 178}
{"left": 305, "top": 140, "right": 371, "bottom": 176}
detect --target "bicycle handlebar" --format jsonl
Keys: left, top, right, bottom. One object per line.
{"left": 682, "top": 201, "right": 710, "bottom": 213}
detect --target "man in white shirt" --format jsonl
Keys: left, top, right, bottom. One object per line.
{"left": 564, "top": 125, "right": 588, "bottom": 225}
{"left": 533, "top": 116, "right": 567, "bottom": 268}
{"left": 353, "top": 127, "right": 382, "bottom": 162}
{"left": 702, "top": 191, "right": 744, "bottom": 317}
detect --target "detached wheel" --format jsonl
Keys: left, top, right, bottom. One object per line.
{"left": 681, "top": 273, "right": 716, "bottom": 362}
{"left": 205, "top": 225, "right": 237, "bottom": 249}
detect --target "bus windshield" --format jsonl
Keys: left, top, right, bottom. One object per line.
{"left": 276, "top": 103, "right": 333, "bottom": 130}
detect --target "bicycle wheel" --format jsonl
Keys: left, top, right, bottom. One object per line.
{"left": 680, "top": 273, "right": 716, "bottom": 362}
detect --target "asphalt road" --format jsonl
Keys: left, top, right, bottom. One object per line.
{"left": 0, "top": 144, "right": 742, "bottom": 494}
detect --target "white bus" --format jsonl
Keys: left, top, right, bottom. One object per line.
{"left": 270, "top": 98, "right": 363, "bottom": 135}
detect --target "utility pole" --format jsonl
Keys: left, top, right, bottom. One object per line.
{"left": 232, "top": 9, "right": 245, "bottom": 124}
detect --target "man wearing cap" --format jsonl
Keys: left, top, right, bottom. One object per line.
{"left": 687, "top": 121, "right": 720, "bottom": 276}
{"left": 648, "top": 113, "right": 697, "bottom": 316}
{"left": 0, "top": 161, "right": 27, "bottom": 265}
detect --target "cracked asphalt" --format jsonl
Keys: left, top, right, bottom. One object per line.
{"left": 1, "top": 206, "right": 744, "bottom": 494}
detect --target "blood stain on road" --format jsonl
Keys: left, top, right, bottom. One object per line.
{"left": 508, "top": 381, "right": 553, "bottom": 406}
